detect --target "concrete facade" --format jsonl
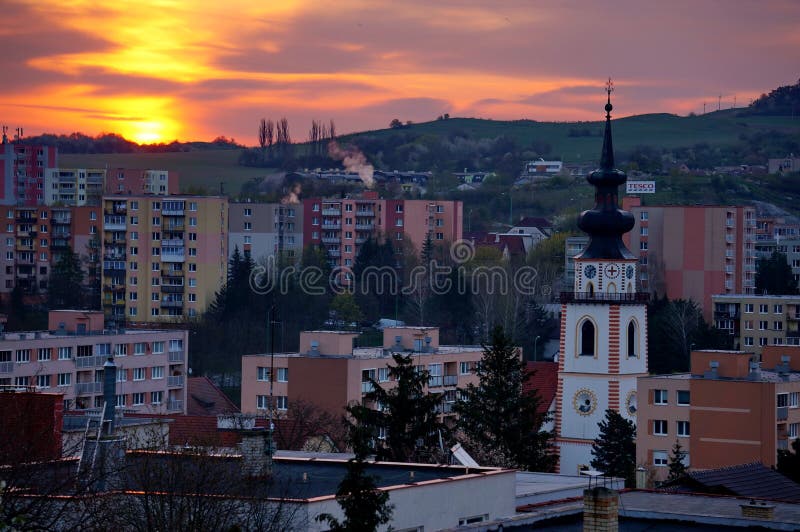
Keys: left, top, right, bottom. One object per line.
{"left": 44, "top": 168, "right": 106, "bottom": 206}
{"left": 0, "top": 310, "right": 188, "bottom": 414}
{"left": 100, "top": 195, "right": 228, "bottom": 324}
{"left": 104, "top": 168, "right": 179, "bottom": 196}
{"left": 0, "top": 142, "right": 58, "bottom": 206}
{"left": 637, "top": 346, "right": 800, "bottom": 482}
{"left": 241, "top": 327, "right": 485, "bottom": 417}
{"left": 228, "top": 202, "right": 303, "bottom": 264}
{"left": 622, "top": 197, "right": 756, "bottom": 320}
{"left": 713, "top": 294, "right": 800, "bottom": 354}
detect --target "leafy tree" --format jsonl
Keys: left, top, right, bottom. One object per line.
{"left": 329, "top": 293, "right": 363, "bottom": 329}
{"left": 349, "top": 353, "right": 447, "bottom": 463}
{"left": 756, "top": 251, "right": 799, "bottom": 295}
{"left": 389, "top": 119, "right": 403, "bottom": 129}
{"left": 667, "top": 440, "right": 688, "bottom": 482}
{"left": 776, "top": 437, "right": 800, "bottom": 484}
{"left": 590, "top": 409, "right": 636, "bottom": 487}
{"left": 48, "top": 248, "right": 85, "bottom": 309}
{"left": 455, "top": 325, "right": 555, "bottom": 471}
{"left": 317, "top": 418, "right": 393, "bottom": 531}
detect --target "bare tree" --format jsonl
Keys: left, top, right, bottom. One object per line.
{"left": 259, "top": 118, "right": 268, "bottom": 150}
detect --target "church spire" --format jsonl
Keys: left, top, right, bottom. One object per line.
{"left": 576, "top": 80, "right": 635, "bottom": 260}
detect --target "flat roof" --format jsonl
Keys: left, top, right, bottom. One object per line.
{"left": 713, "top": 294, "right": 800, "bottom": 301}
{"left": 639, "top": 373, "right": 692, "bottom": 380}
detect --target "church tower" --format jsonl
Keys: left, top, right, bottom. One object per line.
{"left": 555, "top": 81, "right": 648, "bottom": 474}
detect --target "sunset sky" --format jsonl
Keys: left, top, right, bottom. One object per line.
{"left": 1, "top": 0, "right": 798, "bottom": 145}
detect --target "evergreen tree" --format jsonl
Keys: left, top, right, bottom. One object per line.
{"left": 667, "top": 439, "right": 688, "bottom": 482}
{"left": 776, "top": 437, "right": 800, "bottom": 483}
{"left": 317, "top": 417, "right": 393, "bottom": 531}
{"left": 349, "top": 353, "right": 447, "bottom": 463}
{"left": 48, "top": 248, "right": 85, "bottom": 309}
{"left": 353, "top": 237, "right": 400, "bottom": 322}
{"left": 455, "top": 325, "right": 555, "bottom": 471}
{"left": 756, "top": 251, "right": 799, "bottom": 295}
{"left": 590, "top": 409, "right": 637, "bottom": 486}
{"left": 329, "top": 293, "right": 363, "bottom": 329}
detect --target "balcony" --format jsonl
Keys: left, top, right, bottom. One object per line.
{"left": 321, "top": 237, "right": 339, "bottom": 244}
{"left": 161, "top": 300, "right": 184, "bottom": 308}
{"left": 428, "top": 375, "right": 443, "bottom": 388}
{"left": 168, "top": 375, "right": 185, "bottom": 388}
{"left": 168, "top": 400, "right": 183, "bottom": 412}
{"left": 322, "top": 208, "right": 341, "bottom": 216}
{"left": 560, "top": 292, "right": 650, "bottom": 305}
{"left": 778, "top": 406, "right": 789, "bottom": 421}
{"left": 162, "top": 269, "right": 184, "bottom": 278}
{"left": 104, "top": 216, "right": 127, "bottom": 231}
{"left": 355, "top": 236, "right": 367, "bottom": 244}
{"left": 162, "top": 207, "right": 184, "bottom": 216}
{"left": 321, "top": 222, "right": 341, "bottom": 230}
{"left": 328, "top": 249, "right": 341, "bottom": 258}
{"left": 76, "top": 382, "right": 103, "bottom": 395}
{"left": 75, "top": 355, "right": 108, "bottom": 369}
{"left": 165, "top": 222, "right": 185, "bottom": 231}
{"left": 361, "top": 381, "right": 375, "bottom": 394}
{"left": 161, "top": 250, "right": 185, "bottom": 263}
{"left": 169, "top": 351, "right": 184, "bottom": 363}
{"left": 0, "top": 362, "right": 13, "bottom": 374}
{"left": 443, "top": 375, "right": 458, "bottom": 386}
{"left": 52, "top": 216, "right": 72, "bottom": 225}
{"left": 161, "top": 284, "right": 184, "bottom": 293}
{"left": 161, "top": 238, "right": 184, "bottom": 247}
{"left": 103, "top": 261, "right": 126, "bottom": 272}
{"left": 103, "top": 284, "right": 125, "bottom": 292}
{"left": 355, "top": 223, "right": 374, "bottom": 231}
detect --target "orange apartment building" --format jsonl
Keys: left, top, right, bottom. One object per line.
{"left": 100, "top": 195, "right": 228, "bottom": 324}
{"left": 0, "top": 310, "right": 188, "bottom": 414}
{"left": 2, "top": 204, "right": 101, "bottom": 300}
{"left": 303, "top": 193, "right": 462, "bottom": 278}
{"left": 240, "top": 327, "right": 486, "bottom": 418}
{"left": 621, "top": 197, "right": 756, "bottom": 320}
{"left": 637, "top": 346, "right": 800, "bottom": 482}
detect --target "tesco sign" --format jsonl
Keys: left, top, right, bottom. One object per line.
{"left": 626, "top": 181, "right": 656, "bottom": 194}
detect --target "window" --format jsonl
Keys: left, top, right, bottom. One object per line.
{"left": 257, "top": 367, "right": 270, "bottom": 381}
{"left": 458, "top": 515, "right": 488, "bottom": 526}
{"left": 277, "top": 368, "right": 288, "bottom": 382}
{"left": 14, "top": 376, "right": 29, "bottom": 386}
{"left": 132, "top": 393, "right": 145, "bottom": 406}
{"left": 641, "top": 227, "right": 648, "bottom": 236}
{"left": 133, "top": 368, "right": 145, "bottom": 381}
{"left": 790, "top": 392, "right": 799, "bottom": 408}
{"left": 38, "top": 348, "right": 51, "bottom": 361}
{"left": 58, "top": 346, "right": 72, "bottom": 360}
{"left": 775, "top": 304, "right": 784, "bottom": 314}
{"left": 436, "top": 232, "right": 444, "bottom": 240}
{"left": 57, "top": 373, "right": 71, "bottom": 386}
{"left": 759, "top": 337, "right": 768, "bottom": 347}
{"left": 744, "top": 336, "right": 754, "bottom": 346}
{"left": 36, "top": 374, "right": 51, "bottom": 388}
{"left": 134, "top": 342, "right": 147, "bottom": 355}
{"left": 189, "top": 217, "right": 197, "bottom": 227}
{"left": 774, "top": 321, "right": 784, "bottom": 331}
{"left": 395, "top": 219, "right": 403, "bottom": 227}
{"left": 654, "top": 389, "right": 668, "bottom": 405}
{"left": 169, "top": 339, "right": 183, "bottom": 352}
{"left": 579, "top": 319, "right": 595, "bottom": 356}
{"left": 744, "top": 303, "right": 754, "bottom": 313}
{"left": 677, "top": 420, "right": 690, "bottom": 437}
{"left": 257, "top": 395, "right": 269, "bottom": 409}
{"left": 150, "top": 366, "right": 164, "bottom": 379}
{"left": 16, "top": 349, "right": 30, "bottom": 363}
{"left": 189, "top": 264, "right": 197, "bottom": 272}
{"left": 744, "top": 320, "right": 753, "bottom": 330}
{"left": 244, "top": 208, "right": 252, "bottom": 217}
{"left": 189, "top": 202, "right": 197, "bottom": 211}
{"left": 345, "top": 204, "right": 353, "bottom": 212}
{"left": 677, "top": 390, "right": 690, "bottom": 406}
{"left": 627, "top": 321, "right": 637, "bottom": 358}
{"left": 791, "top": 423, "right": 800, "bottom": 439}
{"left": 244, "top": 222, "right": 252, "bottom": 231}
{"left": 653, "top": 450, "right": 668, "bottom": 466}
{"left": 760, "top": 304, "right": 769, "bottom": 313}
{"left": 116, "top": 370, "right": 127, "bottom": 383}
{"left": 459, "top": 361, "right": 471, "bottom": 375}
{"left": 653, "top": 419, "right": 668, "bottom": 435}
{"left": 640, "top": 241, "right": 648, "bottom": 250}
{"left": 276, "top": 396, "right": 288, "bottom": 410}
{"left": 152, "top": 341, "right": 164, "bottom": 354}
{"left": 151, "top": 391, "right": 163, "bottom": 404}
{"left": 378, "top": 367, "right": 389, "bottom": 382}
{"left": 778, "top": 393, "right": 789, "bottom": 408}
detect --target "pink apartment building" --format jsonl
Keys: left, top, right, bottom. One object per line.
{"left": 303, "top": 193, "right": 462, "bottom": 278}
{"left": 0, "top": 141, "right": 58, "bottom": 206}
{"left": 622, "top": 197, "right": 756, "bottom": 320}
{"left": 241, "top": 327, "right": 487, "bottom": 417}
{"left": 0, "top": 310, "right": 188, "bottom": 414}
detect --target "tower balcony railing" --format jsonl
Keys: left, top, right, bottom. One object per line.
{"left": 559, "top": 291, "right": 650, "bottom": 305}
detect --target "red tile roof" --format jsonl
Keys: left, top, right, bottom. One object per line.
{"left": 186, "top": 377, "right": 240, "bottom": 416}
{"left": 523, "top": 361, "right": 558, "bottom": 415}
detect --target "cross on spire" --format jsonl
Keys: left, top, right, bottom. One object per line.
{"left": 605, "top": 77, "right": 614, "bottom": 118}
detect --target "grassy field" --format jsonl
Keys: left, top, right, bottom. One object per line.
{"left": 60, "top": 149, "right": 278, "bottom": 196}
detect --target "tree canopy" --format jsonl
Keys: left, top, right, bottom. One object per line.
{"left": 590, "top": 409, "right": 636, "bottom": 487}
{"left": 755, "top": 251, "right": 799, "bottom": 295}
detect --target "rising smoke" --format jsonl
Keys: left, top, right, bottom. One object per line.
{"left": 281, "top": 183, "right": 302, "bottom": 204}
{"left": 327, "top": 140, "right": 375, "bottom": 188}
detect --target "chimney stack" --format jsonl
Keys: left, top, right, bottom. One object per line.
{"left": 103, "top": 357, "right": 117, "bottom": 434}
{"left": 583, "top": 486, "right": 619, "bottom": 532}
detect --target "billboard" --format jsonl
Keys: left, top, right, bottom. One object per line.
{"left": 626, "top": 181, "right": 656, "bottom": 194}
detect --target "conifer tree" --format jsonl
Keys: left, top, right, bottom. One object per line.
{"left": 455, "top": 325, "right": 555, "bottom": 471}
{"left": 48, "top": 248, "right": 85, "bottom": 309}
{"left": 590, "top": 409, "right": 637, "bottom": 486}
{"left": 667, "top": 439, "right": 688, "bottom": 482}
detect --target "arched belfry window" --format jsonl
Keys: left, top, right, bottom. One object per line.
{"left": 607, "top": 282, "right": 617, "bottom": 294}
{"left": 627, "top": 320, "right": 637, "bottom": 358}
{"left": 627, "top": 282, "right": 633, "bottom": 293}
{"left": 580, "top": 319, "right": 596, "bottom": 357}
{"left": 587, "top": 282, "right": 595, "bottom": 297}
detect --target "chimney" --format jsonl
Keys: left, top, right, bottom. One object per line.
{"left": 583, "top": 486, "right": 619, "bottom": 532}
{"left": 748, "top": 359, "right": 762, "bottom": 381}
{"left": 309, "top": 340, "right": 320, "bottom": 356}
{"left": 240, "top": 428, "right": 270, "bottom": 477}
{"left": 103, "top": 357, "right": 116, "bottom": 435}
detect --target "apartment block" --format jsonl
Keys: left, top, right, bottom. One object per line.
{"left": 0, "top": 142, "right": 58, "bottom": 206}
{"left": 0, "top": 310, "right": 188, "bottom": 414}
{"left": 713, "top": 294, "right": 800, "bottom": 354}
{"left": 104, "top": 168, "right": 179, "bottom": 196}
{"left": 303, "top": 192, "right": 462, "bottom": 277}
{"left": 228, "top": 202, "right": 303, "bottom": 263}
{"left": 622, "top": 197, "right": 756, "bottom": 319}
{"left": 44, "top": 168, "right": 106, "bottom": 206}
{"left": 100, "top": 195, "right": 228, "bottom": 324}
{"left": 1, "top": 205, "right": 101, "bottom": 299}
{"left": 637, "top": 346, "right": 800, "bottom": 482}
{"left": 241, "top": 327, "right": 486, "bottom": 417}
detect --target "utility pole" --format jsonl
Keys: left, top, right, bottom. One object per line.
{"left": 703, "top": 102, "right": 706, "bottom": 115}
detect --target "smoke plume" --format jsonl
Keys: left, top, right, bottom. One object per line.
{"left": 328, "top": 140, "right": 375, "bottom": 188}
{"left": 281, "top": 183, "right": 302, "bottom": 204}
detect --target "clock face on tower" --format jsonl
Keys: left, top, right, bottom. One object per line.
{"left": 625, "top": 390, "right": 637, "bottom": 416}
{"left": 626, "top": 265, "right": 634, "bottom": 279}
{"left": 584, "top": 264, "right": 597, "bottom": 279}
{"left": 573, "top": 388, "right": 598, "bottom": 416}
{"left": 604, "top": 263, "right": 620, "bottom": 278}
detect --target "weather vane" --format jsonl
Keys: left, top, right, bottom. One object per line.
{"left": 605, "top": 77, "right": 614, "bottom": 117}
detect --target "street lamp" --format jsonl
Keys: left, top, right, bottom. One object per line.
{"left": 533, "top": 335, "right": 541, "bottom": 361}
